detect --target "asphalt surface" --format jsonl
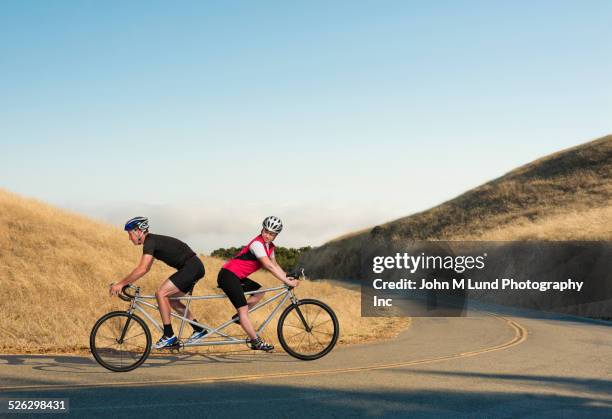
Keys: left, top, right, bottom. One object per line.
{"left": 1, "top": 309, "right": 611, "bottom": 418}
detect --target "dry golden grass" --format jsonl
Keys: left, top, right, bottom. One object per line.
{"left": 466, "top": 206, "right": 612, "bottom": 241}
{"left": 0, "top": 188, "right": 409, "bottom": 354}
{"left": 382, "top": 136, "right": 612, "bottom": 241}
{"left": 302, "top": 135, "right": 612, "bottom": 278}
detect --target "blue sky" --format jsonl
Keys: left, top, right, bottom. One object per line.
{"left": 1, "top": 1, "right": 611, "bottom": 252}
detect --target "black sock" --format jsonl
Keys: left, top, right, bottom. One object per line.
{"left": 163, "top": 324, "right": 174, "bottom": 337}
{"left": 191, "top": 320, "right": 203, "bottom": 332}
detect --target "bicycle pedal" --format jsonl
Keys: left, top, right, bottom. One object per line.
{"left": 158, "top": 342, "right": 181, "bottom": 351}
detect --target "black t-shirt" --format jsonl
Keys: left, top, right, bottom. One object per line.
{"left": 142, "top": 233, "right": 196, "bottom": 270}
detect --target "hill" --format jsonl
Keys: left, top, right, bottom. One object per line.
{"left": 300, "top": 135, "right": 612, "bottom": 279}
{"left": 0, "top": 189, "right": 407, "bottom": 353}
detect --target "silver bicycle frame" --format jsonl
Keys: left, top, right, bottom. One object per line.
{"left": 126, "top": 286, "right": 297, "bottom": 347}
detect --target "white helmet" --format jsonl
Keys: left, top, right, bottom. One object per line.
{"left": 262, "top": 216, "right": 283, "bottom": 233}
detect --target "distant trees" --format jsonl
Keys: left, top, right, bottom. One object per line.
{"left": 211, "top": 245, "right": 312, "bottom": 271}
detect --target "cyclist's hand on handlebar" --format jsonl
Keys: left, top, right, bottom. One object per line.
{"left": 109, "top": 282, "right": 123, "bottom": 297}
{"left": 286, "top": 278, "right": 300, "bottom": 288}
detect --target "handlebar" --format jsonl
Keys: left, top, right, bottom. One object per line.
{"left": 119, "top": 284, "right": 139, "bottom": 301}
{"left": 285, "top": 268, "right": 305, "bottom": 289}
{"left": 287, "top": 267, "right": 305, "bottom": 280}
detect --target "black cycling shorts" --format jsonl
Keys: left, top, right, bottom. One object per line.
{"left": 169, "top": 255, "right": 205, "bottom": 293}
{"left": 217, "top": 268, "right": 262, "bottom": 309}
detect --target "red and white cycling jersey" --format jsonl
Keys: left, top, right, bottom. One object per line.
{"left": 223, "top": 235, "right": 275, "bottom": 279}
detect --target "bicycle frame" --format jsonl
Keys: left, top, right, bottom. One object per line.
{"left": 124, "top": 285, "right": 297, "bottom": 347}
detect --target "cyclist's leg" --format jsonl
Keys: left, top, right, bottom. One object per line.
{"left": 156, "top": 279, "right": 183, "bottom": 326}
{"left": 247, "top": 294, "right": 263, "bottom": 308}
{"left": 165, "top": 256, "right": 205, "bottom": 322}
{"left": 242, "top": 278, "right": 265, "bottom": 308}
{"left": 218, "top": 269, "right": 258, "bottom": 341}
{"left": 168, "top": 291, "right": 194, "bottom": 319}
{"left": 237, "top": 305, "right": 258, "bottom": 341}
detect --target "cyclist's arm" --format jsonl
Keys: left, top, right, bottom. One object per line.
{"left": 270, "top": 256, "right": 291, "bottom": 276}
{"left": 258, "top": 256, "right": 297, "bottom": 287}
{"left": 118, "top": 254, "right": 154, "bottom": 286}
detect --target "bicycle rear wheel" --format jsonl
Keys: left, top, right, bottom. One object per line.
{"left": 277, "top": 299, "right": 339, "bottom": 360}
{"left": 90, "top": 311, "right": 151, "bottom": 372}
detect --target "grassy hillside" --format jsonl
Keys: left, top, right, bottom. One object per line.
{"left": 0, "top": 189, "right": 408, "bottom": 353}
{"left": 301, "top": 135, "right": 612, "bottom": 278}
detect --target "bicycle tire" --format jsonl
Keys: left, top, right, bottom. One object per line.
{"left": 90, "top": 311, "right": 151, "bottom": 372}
{"left": 277, "top": 299, "right": 339, "bottom": 360}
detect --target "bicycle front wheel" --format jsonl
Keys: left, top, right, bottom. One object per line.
{"left": 277, "top": 299, "right": 339, "bottom": 360}
{"left": 90, "top": 311, "right": 151, "bottom": 372}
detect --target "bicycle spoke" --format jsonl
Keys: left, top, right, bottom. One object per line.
{"left": 121, "top": 349, "right": 137, "bottom": 361}
{"left": 124, "top": 319, "right": 142, "bottom": 336}
{"left": 306, "top": 330, "right": 313, "bottom": 350}
{"left": 119, "top": 341, "right": 146, "bottom": 351}
{"left": 291, "top": 309, "right": 306, "bottom": 328}
{"left": 96, "top": 334, "right": 118, "bottom": 342}
{"left": 309, "top": 331, "right": 326, "bottom": 349}
{"left": 119, "top": 342, "right": 143, "bottom": 355}
{"left": 286, "top": 330, "right": 308, "bottom": 341}
{"left": 109, "top": 317, "right": 122, "bottom": 335}
{"left": 311, "top": 318, "right": 333, "bottom": 329}
{"left": 98, "top": 324, "right": 117, "bottom": 337}
{"left": 283, "top": 323, "right": 307, "bottom": 330}
{"left": 303, "top": 306, "right": 314, "bottom": 328}
{"left": 308, "top": 308, "right": 323, "bottom": 330}
{"left": 104, "top": 318, "right": 125, "bottom": 337}
{"left": 311, "top": 329, "right": 333, "bottom": 336}
{"left": 97, "top": 341, "right": 120, "bottom": 350}
{"left": 295, "top": 327, "right": 309, "bottom": 352}
{"left": 123, "top": 331, "right": 146, "bottom": 341}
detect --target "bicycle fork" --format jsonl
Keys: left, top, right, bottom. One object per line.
{"left": 290, "top": 294, "right": 312, "bottom": 333}
{"left": 117, "top": 300, "right": 137, "bottom": 344}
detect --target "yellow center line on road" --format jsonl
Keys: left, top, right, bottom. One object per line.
{"left": 0, "top": 316, "right": 528, "bottom": 392}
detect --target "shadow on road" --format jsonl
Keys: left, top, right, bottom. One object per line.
{"left": 3, "top": 380, "right": 611, "bottom": 418}
{"left": 0, "top": 351, "right": 293, "bottom": 378}
{"left": 398, "top": 369, "right": 612, "bottom": 397}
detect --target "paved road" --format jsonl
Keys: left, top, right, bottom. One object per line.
{"left": 1, "top": 310, "right": 611, "bottom": 418}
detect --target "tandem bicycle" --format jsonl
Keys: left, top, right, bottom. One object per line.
{"left": 90, "top": 277, "right": 339, "bottom": 372}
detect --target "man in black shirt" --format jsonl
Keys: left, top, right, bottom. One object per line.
{"left": 109, "top": 216, "right": 207, "bottom": 348}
